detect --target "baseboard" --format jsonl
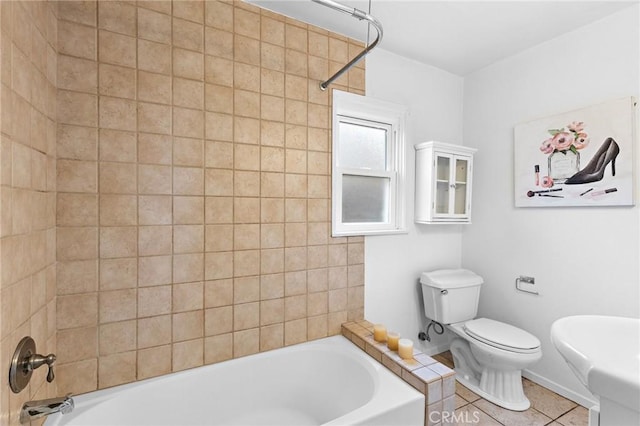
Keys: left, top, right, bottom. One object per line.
{"left": 522, "top": 369, "right": 598, "bottom": 409}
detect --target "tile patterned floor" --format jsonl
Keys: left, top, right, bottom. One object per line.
{"left": 433, "top": 351, "right": 589, "bottom": 426}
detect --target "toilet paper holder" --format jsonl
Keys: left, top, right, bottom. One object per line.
{"left": 515, "top": 275, "right": 539, "bottom": 295}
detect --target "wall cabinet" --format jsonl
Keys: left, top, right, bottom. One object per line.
{"left": 414, "top": 141, "right": 477, "bottom": 224}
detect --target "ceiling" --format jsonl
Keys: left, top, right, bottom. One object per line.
{"left": 246, "top": 0, "right": 638, "bottom": 76}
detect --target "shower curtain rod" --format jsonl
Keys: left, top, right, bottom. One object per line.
{"left": 311, "top": 0, "right": 383, "bottom": 90}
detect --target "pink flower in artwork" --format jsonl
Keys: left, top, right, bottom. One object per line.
{"left": 540, "top": 122, "right": 589, "bottom": 154}
{"left": 574, "top": 132, "right": 590, "bottom": 150}
{"left": 551, "top": 132, "right": 574, "bottom": 151}
{"left": 567, "top": 121, "right": 585, "bottom": 132}
{"left": 539, "top": 138, "right": 554, "bottom": 154}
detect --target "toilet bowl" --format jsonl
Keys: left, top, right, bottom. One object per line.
{"left": 448, "top": 318, "right": 542, "bottom": 411}
{"left": 420, "top": 269, "right": 542, "bottom": 411}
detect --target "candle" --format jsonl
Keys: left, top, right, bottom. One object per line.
{"left": 373, "top": 324, "right": 387, "bottom": 342}
{"left": 387, "top": 332, "right": 400, "bottom": 351}
{"left": 398, "top": 338, "right": 414, "bottom": 360}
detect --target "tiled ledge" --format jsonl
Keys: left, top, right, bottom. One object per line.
{"left": 342, "top": 320, "right": 456, "bottom": 426}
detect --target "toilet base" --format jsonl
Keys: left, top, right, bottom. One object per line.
{"left": 454, "top": 367, "right": 531, "bottom": 411}
{"left": 449, "top": 337, "right": 533, "bottom": 411}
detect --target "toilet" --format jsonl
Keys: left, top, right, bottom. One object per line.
{"left": 420, "top": 269, "right": 542, "bottom": 411}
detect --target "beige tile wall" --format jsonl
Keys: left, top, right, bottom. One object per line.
{"left": 0, "top": 1, "right": 58, "bottom": 424}
{"left": 55, "top": 0, "right": 366, "bottom": 394}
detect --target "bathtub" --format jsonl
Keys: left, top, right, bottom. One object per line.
{"left": 45, "top": 335, "right": 424, "bottom": 425}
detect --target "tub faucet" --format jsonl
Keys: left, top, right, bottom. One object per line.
{"left": 20, "top": 395, "right": 74, "bottom": 424}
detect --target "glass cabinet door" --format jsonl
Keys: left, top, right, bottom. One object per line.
{"left": 453, "top": 157, "right": 469, "bottom": 215}
{"left": 434, "top": 154, "right": 451, "bottom": 215}
{"left": 433, "top": 154, "right": 470, "bottom": 217}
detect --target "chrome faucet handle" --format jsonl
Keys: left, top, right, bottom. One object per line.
{"left": 27, "top": 353, "right": 56, "bottom": 382}
{"left": 9, "top": 336, "right": 57, "bottom": 393}
{"left": 48, "top": 361, "right": 55, "bottom": 383}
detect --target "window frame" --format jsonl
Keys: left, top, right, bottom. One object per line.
{"left": 331, "top": 90, "right": 407, "bottom": 236}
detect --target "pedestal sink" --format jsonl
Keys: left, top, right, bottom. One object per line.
{"left": 551, "top": 315, "right": 640, "bottom": 426}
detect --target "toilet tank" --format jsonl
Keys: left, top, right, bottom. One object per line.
{"left": 420, "top": 269, "right": 483, "bottom": 324}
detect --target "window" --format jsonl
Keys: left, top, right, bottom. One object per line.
{"left": 332, "top": 90, "right": 407, "bottom": 236}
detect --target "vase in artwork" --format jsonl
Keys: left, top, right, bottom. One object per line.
{"left": 548, "top": 150, "right": 580, "bottom": 183}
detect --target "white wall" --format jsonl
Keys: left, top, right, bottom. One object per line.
{"left": 462, "top": 5, "right": 640, "bottom": 406}
{"left": 364, "top": 48, "right": 465, "bottom": 354}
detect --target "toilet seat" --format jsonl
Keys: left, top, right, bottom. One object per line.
{"left": 464, "top": 318, "right": 541, "bottom": 354}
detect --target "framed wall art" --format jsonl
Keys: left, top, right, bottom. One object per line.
{"left": 514, "top": 97, "right": 636, "bottom": 207}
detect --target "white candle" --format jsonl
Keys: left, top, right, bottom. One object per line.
{"left": 373, "top": 324, "right": 387, "bottom": 342}
{"left": 387, "top": 332, "right": 400, "bottom": 351}
{"left": 398, "top": 338, "right": 414, "bottom": 360}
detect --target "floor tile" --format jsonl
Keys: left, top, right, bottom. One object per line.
{"left": 474, "top": 398, "right": 552, "bottom": 426}
{"left": 455, "top": 394, "right": 469, "bottom": 409}
{"left": 555, "top": 406, "right": 589, "bottom": 426}
{"left": 434, "top": 350, "right": 454, "bottom": 368}
{"left": 523, "top": 378, "right": 577, "bottom": 419}
{"left": 452, "top": 404, "right": 502, "bottom": 426}
{"left": 456, "top": 381, "right": 481, "bottom": 403}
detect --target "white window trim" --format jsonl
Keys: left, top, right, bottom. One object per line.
{"left": 332, "top": 90, "right": 407, "bottom": 236}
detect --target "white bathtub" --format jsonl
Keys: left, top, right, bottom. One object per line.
{"left": 45, "top": 335, "right": 424, "bottom": 425}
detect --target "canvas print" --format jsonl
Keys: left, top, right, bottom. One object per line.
{"left": 514, "top": 97, "right": 636, "bottom": 207}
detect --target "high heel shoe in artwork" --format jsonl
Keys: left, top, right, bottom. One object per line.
{"left": 564, "top": 137, "right": 620, "bottom": 185}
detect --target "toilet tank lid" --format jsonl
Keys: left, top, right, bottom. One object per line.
{"left": 420, "top": 269, "right": 483, "bottom": 289}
